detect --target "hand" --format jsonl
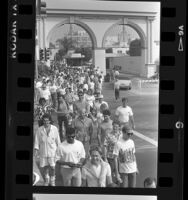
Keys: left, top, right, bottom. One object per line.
{"left": 116, "top": 173, "right": 122, "bottom": 184}
{"left": 132, "top": 124, "right": 136, "bottom": 130}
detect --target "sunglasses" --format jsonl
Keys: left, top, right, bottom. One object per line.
{"left": 122, "top": 131, "right": 133, "bottom": 135}
{"left": 43, "top": 119, "right": 50, "bottom": 122}
{"left": 67, "top": 135, "right": 76, "bottom": 138}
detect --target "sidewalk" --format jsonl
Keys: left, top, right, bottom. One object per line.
{"left": 130, "top": 87, "right": 159, "bottom": 96}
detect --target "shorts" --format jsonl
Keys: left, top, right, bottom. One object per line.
{"left": 60, "top": 167, "right": 81, "bottom": 186}
{"left": 39, "top": 157, "right": 56, "bottom": 168}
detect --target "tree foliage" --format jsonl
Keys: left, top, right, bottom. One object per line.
{"left": 49, "top": 42, "right": 55, "bottom": 49}
{"left": 74, "top": 47, "right": 92, "bottom": 62}
{"left": 129, "top": 38, "right": 141, "bottom": 56}
{"left": 54, "top": 37, "right": 92, "bottom": 63}
{"left": 37, "top": 61, "right": 52, "bottom": 77}
{"left": 106, "top": 48, "right": 113, "bottom": 53}
{"left": 55, "top": 37, "right": 76, "bottom": 61}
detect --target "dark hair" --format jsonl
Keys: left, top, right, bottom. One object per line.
{"left": 122, "top": 125, "right": 133, "bottom": 136}
{"left": 41, "top": 113, "right": 53, "bottom": 125}
{"left": 89, "top": 145, "right": 102, "bottom": 156}
{"left": 57, "top": 94, "right": 65, "bottom": 100}
{"left": 66, "top": 127, "right": 76, "bottom": 135}
{"left": 144, "top": 177, "right": 157, "bottom": 187}
{"left": 102, "top": 109, "right": 111, "bottom": 116}
{"left": 122, "top": 97, "right": 128, "bottom": 102}
{"left": 42, "top": 113, "right": 51, "bottom": 120}
{"left": 112, "top": 120, "right": 121, "bottom": 126}
{"left": 39, "top": 97, "right": 46, "bottom": 104}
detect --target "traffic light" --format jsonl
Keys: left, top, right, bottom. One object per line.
{"left": 39, "top": 48, "right": 44, "bottom": 60}
{"left": 39, "top": 0, "right": 47, "bottom": 15}
{"left": 45, "top": 48, "right": 51, "bottom": 60}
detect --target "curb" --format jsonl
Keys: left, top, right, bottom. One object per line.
{"left": 140, "top": 79, "right": 159, "bottom": 83}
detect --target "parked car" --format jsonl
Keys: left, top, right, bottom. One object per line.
{"left": 115, "top": 76, "right": 132, "bottom": 90}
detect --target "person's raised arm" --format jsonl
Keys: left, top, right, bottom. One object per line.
{"left": 103, "top": 139, "right": 108, "bottom": 162}
{"left": 97, "top": 125, "right": 102, "bottom": 147}
{"left": 89, "top": 121, "right": 93, "bottom": 145}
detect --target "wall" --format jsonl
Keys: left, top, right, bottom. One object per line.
{"left": 93, "top": 49, "right": 106, "bottom": 75}
{"left": 109, "top": 55, "right": 145, "bottom": 76}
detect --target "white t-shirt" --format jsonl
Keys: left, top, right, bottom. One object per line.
{"left": 34, "top": 125, "right": 60, "bottom": 158}
{"left": 115, "top": 70, "right": 119, "bottom": 76}
{"left": 89, "top": 82, "right": 95, "bottom": 90}
{"left": 49, "top": 85, "right": 57, "bottom": 93}
{"left": 36, "top": 81, "right": 43, "bottom": 89}
{"left": 83, "top": 83, "right": 89, "bottom": 91}
{"left": 113, "top": 138, "right": 137, "bottom": 174}
{"left": 85, "top": 94, "right": 95, "bottom": 107}
{"left": 82, "top": 162, "right": 111, "bottom": 187}
{"left": 114, "top": 81, "right": 120, "bottom": 90}
{"left": 55, "top": 140, "right": 86, "bottom": 168}
{"left": 94, "top": 101, "right": 108, "bottom": 113}
{"left": 80, "top": 76, "right": 85, "bottom": 84}
{"left": 38, "top": 88, "right": 51, "bottom": 101}
{"left": 57, "top": 87, "right": 66, "bottom": 95}
{"left": 93, "top": 164, "right": 101, "bottom": 178}
{"left": 115, "top": 106, "right": 133, "bottom": 123}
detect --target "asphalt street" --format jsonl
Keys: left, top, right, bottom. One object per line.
{"left": 33, "top": 79, "right": 159, "bottom": 187}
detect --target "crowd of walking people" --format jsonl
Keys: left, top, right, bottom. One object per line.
{"left": 33, "top": 65, "right": 155, "bottom": 188}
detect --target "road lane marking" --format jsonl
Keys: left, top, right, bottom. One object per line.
{"left": 136, "top": 145, "right": 157, "bottom": 151}
{"left": 133, "top": 130, "right": 158, "bottom": 147}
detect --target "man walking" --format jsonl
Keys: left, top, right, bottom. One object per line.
{"left": 72, "top": 109, "right": 93, "bottom": 156}
{"left": 55, "top": 127, "right": 86, "bottom": 187}
{"left": 113, "top": 125, "right": 138, "bottom": 187}
{"left": 115, "top": 97, "right": 135, "bottom": 129}
{"left": 114, "top": 78, "right": 120, "bottom": 100}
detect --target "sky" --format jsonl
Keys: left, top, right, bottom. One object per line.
{"left": 33, "top": 194, "right": 157, "bottom": 200}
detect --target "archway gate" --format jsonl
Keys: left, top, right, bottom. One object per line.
{"left": 36, "top": 5, "right": 157, "bottom": 77}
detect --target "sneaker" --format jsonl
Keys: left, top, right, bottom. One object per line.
{"left": 44, "top": 175, "right": 50, "bottom": 186}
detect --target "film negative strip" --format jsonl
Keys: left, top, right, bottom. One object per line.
{"left": 6, "top": 0, "right": 185, "bottom": 200}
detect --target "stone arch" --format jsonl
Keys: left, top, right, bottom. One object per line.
{"left": 47, "top": 19, "right": 97, "bottom": 49}
{"left": 102, "top": 19, "right": 146, "bottom": 49}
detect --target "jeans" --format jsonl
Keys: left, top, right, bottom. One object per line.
{"left": 120, "top": 172, "right": 137, "bottom": 187}
{"left": 115, "top": 88, "right": 120, "bottom": 100}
